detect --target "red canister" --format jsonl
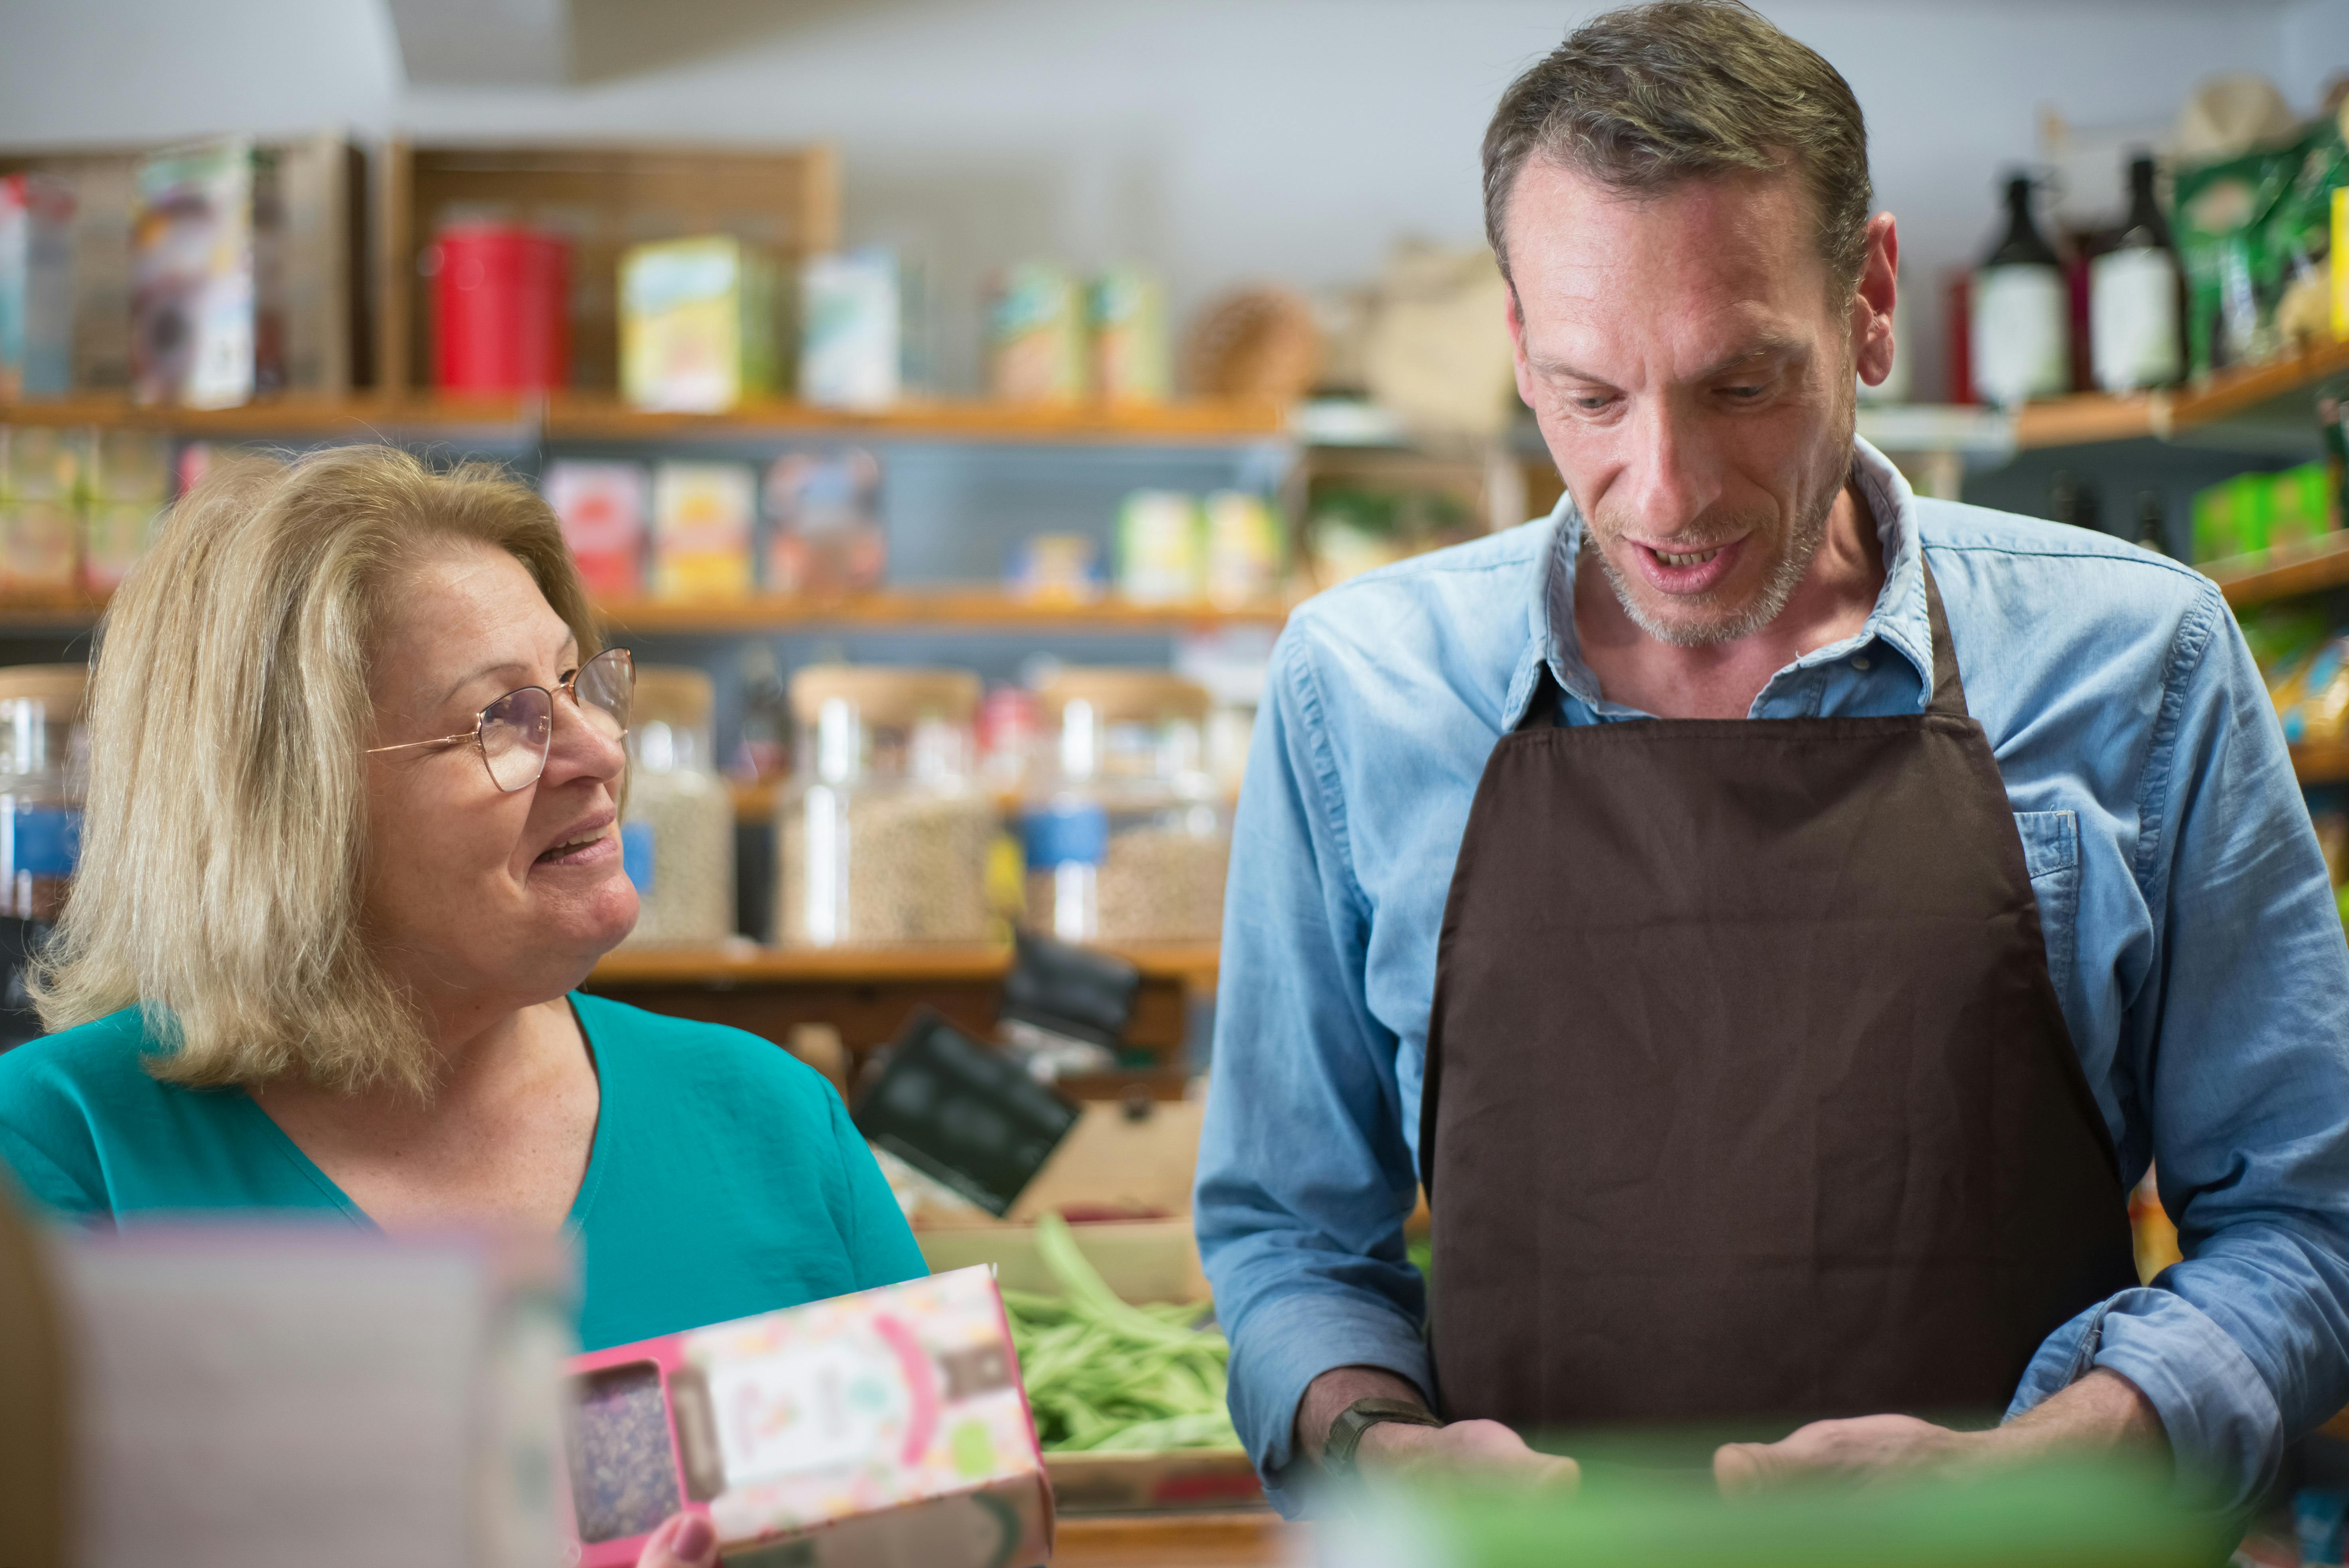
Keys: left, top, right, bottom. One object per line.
{"left": 427, "top": 225, "right": 571, "bottom": 393}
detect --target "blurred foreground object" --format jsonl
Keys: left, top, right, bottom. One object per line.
{"left": 0, "top": 1177, "right": 65, "bottom": 1568}
{"left": 1320, "top": 1460, "right": 2225, "bottom": 1568}
{"left": 59, "top": 1223, "right": 574, "bottom": 1568}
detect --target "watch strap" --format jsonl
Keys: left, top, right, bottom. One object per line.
{"left": 1323, "top": 1396, "right": 1443, "bottom": 1479}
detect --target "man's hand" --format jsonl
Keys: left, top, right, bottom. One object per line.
{"left": 1713, "top": 1369, "right": 2167, "bottom": 1497}
{"left": 633, "top": 1512, "right": 717, "bottom": 1568}
{"left": 1296, "top": 1365, "right": 1579, "bottom": 1489}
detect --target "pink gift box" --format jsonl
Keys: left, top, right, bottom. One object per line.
{"left": 561, "top": 1266, "right": 1053, "bottom": 1568}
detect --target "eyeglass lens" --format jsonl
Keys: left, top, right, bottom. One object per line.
{"left": 479, "top": 648, "right": 634, "bottom": 793}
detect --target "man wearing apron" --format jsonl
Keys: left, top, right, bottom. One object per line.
{"left": 1196, "top": 0, "right": 2349, "bottom": 1517}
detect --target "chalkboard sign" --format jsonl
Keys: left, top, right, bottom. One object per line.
{"left": 999, "top": 930, "right": 1140, "bottom": 1050}
{"left": 851, "top": 1010, "right": 1082, "bottom": 1216}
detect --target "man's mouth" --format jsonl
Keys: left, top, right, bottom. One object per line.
{"left": 1654, "top": 548, "right": 1722, "bottom": 567}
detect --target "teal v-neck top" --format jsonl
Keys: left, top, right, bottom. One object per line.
{"left": 0, "top": 992, "right": 927, "bottom": 1350}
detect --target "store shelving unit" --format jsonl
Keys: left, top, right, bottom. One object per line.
{"left": 0, "top": 392, "right": 1293, "bottom": 446}
{"left": 2010, "top": 339, "right": 2349, "bottom": 453}
{"left": 583, "top": 941, "right": 1217, "bottom": 1100}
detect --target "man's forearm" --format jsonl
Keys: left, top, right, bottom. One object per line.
{"left": 1293, "top": 1364, "right": 1433, "bottom": 1464}
{"left": 1995, "top": 1367, "right": 2169, "bottom": 1464}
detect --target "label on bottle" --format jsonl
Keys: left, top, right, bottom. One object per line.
{"left": 3, "top": 804, "right": 79, "bottom": 880}
{"left": 2090, "top": 249, "right": 2181, "bottom": 393}
{"left": 620, "top": 819, "right": 655, "bottom": 894}
{"left": 1019, "top": 802, "right": 1109, "bottom": 868}
{"left": 1970, "top": 265, "right": 2067, "bottom": 407}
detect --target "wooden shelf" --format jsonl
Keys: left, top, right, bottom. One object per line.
{"left": 1051, "top": 1510, "right": 1286, "bottom": 1567}
{"left": 2294, "top": 742, "right": 2349, "bottom": 785}
{"left": 2010, "top": 338, "right": 2349, "bottom": 451}
{"left": 0, "top": 586, "right": 1289, "bottom": 637}
{"left": 591, "top": 940, "right": 1221, "bottom": 987}
{"left": 0, "top": 393, "right": 1292, "bottom": 446}
{"left": 2202, "top": 533, "right": 2349, "bottom": 609}
{"left": 600, "top": 590, "right": 1289, "bottom": 634}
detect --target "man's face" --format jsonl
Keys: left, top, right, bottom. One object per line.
{"left": 1504, "top": 162, "right": 1861, "bottom": 647}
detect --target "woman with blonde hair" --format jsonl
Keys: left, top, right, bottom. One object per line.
{"left": 0, "top": 444, "right": 924, "bottom": 1363}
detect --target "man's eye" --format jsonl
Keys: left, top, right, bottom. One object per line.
{"left": 1720, "top": 384, "right": 1767, "bottom": 400}
{"left": 1570, "top": 393, "right": 1613, "bottom": 412}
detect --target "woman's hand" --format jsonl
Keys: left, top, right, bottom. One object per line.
{"left": 634, "top": 1513, "right": 716, "bottom": 1568}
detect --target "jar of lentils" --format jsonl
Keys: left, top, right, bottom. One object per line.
{"left": 775, "top": 666, "right": 996, "bottom": 946}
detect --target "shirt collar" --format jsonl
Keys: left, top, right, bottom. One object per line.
{"left": 1510, "top": 435, "right": 1932, "bottom": 726}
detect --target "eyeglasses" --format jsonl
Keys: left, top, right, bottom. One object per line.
{"left": 368, "top": 647, "right": 634, "bottom": 793}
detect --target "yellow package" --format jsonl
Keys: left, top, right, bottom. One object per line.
{"left": 2282, "top": 635, "right": 2349, "bottom": 744}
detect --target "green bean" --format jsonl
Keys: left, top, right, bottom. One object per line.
{"left": 1001, "top": 1213, "right": 1243, "bottom": 1453}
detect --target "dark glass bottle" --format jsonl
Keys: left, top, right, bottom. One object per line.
{"left": 2091, "top": 154, "right": 2183, "bottom": 393}
{"left": 1971, "top": 174, "right": 2068, "bottom": 407}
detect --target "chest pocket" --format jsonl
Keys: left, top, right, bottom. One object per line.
{"left": 2012, "top": 810, "right": 2080, "bottom": 1004}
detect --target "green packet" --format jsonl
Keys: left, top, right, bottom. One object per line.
{"left": 1317, "top": 1458, "right": 2231, "bottom": 1568}
{"left": 2174, "top": 144, "right": 2293, "bottom": 376}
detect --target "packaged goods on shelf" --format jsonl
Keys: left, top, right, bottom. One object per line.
{"left": 2276, "top": 636, "right": 2349, "bottom": 744}
{"left": 799, "top": 247, "right": 901, "bottom": 411}
{"left": 617, "top": 666, "right": 734, "bottom": 949}
{"left": 562, "top": 1267, "right": 1050, "bottom": 1568}
{"left": 1116, "top": 491, "right": 1203, "bottom": 605}
{"left": 2171, "top": 108, "right": 2349, "bottom": 377}
{"left": 776, "top": 666, "right": 997, "bottom": 947}
{"left": 1007, "top": 532, "right": 1101, "bottom": 603}
{"left": 1089, "top": 267, "right": 1170, "bottom": 405}
{"left": 1024, "top": 670, "right": 1228, "bottom": 946}
{"left": 1202, "top": 490, "right": 1285, "bottom": 608}
{"left": 619, "top": 235, "right": 780, "bottom": 413}
{"left": 650, "top": 461, "right": 755, "bottom": 600}
{"left": 543, "top": 460, "right": 649, "bottom": 599}
{"left": 2193, "top": 463, "right": 2337, "bottom": 561}
{"left": 0, "top": 666, "right": 85, "bottom": 923}
{"left": 764, "top": 448, "right": 884, "bottom": 595}
{"left": 77, "top": 427, "right": 171, "bottom": 595}
{"left": 2090, "top": 154, "right": 2184, "bottom": 394}
{"left": 0, "top": 172, "right": 72, "bottom": 399}
{"left": 131, "top": 137, "right": 284, "bottom": 409}
{"left": 989, "top": 262, "right": 1086, "bottom": 403}
{"left": 978, "top": 682, "right": 1042, "bottom": 795}
{"left": 427, "top": 224, "right": 570, "bottom": 393}
{"left": 1971, "top": 173, "right": 2068, "bottom": 407}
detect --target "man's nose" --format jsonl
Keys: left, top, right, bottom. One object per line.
{"left": 1619, "top": 398, "right": 1723, "bottom": 538}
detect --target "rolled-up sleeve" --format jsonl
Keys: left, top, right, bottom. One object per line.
{"left": 1195, "top": 627, "right": 1429, "bottom": 1514}
{"left": 2010, "top": 588, "right": 2349, "bottom": 1509}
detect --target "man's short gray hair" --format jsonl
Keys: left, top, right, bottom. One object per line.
{"left": 1482, "top": 1, "right": 1873, "bottom": 295}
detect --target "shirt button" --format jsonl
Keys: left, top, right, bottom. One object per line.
{"left": 1850, "top": 655, "right": 1872, "bottom": 671}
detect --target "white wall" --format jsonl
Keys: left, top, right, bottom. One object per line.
{"left": 0, "top": 0, "right": 2335, "bottom": 395}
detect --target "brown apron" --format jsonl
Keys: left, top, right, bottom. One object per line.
{"left": 1420, "top": 564, "right": 2138, "bottom": 1434}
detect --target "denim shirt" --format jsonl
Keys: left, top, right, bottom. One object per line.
{"left": 1194, "top": 438, "right": 2349, "bottom": 1513}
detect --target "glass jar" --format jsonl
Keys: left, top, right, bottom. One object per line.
{"left": 776, "top": 666, "right": 995, "bottom": 946}
{"left": 1022, "top": 669, "right": 1228, "bottom": 945}
{"left": 0, "top": 665, "right": 87, "bottom": 923}
{"left": 617, "top": 666, "right": 735, "bottom": 948}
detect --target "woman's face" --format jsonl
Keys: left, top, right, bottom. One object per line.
{"left": 362, "top": 540, "right": 637, "bottom": 1019}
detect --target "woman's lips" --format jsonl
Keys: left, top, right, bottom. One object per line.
{"left": 1632, "top": 536, "right": 1744, "bottom": 596}
{"left": 534, "top": 829, "right": 619, "bottom": 870}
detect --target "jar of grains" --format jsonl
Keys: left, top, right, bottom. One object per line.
{"left": 776, "top": 666, "right": 995, "bottom": 946}
{"left": 1022, "top": 669, "right": 1229, "bottom": 945}
{"left": 0, "top": 665, "right": 87, "bottom": 923}
{"left": 616, "top": 665, "right": 735, "bottom": 947}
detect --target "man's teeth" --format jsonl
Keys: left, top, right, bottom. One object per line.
{"left": 1657, "top": 548, "right": 1722, "bottom": 567}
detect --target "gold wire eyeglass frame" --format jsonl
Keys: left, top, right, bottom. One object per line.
{"left": 366, "top": 647, "right": 635, "bottom": 793}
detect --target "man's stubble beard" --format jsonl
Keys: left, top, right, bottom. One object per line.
{"left": 1586, "top": 382, "right": 1858, "bottom": 650}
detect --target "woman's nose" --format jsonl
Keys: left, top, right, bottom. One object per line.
{"left": 542, "top": 690, "right": 627, "bottom": 785}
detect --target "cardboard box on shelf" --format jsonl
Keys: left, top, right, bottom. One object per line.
{"left": 562, "top": 1266, "right": 1051, "bottom": 1568}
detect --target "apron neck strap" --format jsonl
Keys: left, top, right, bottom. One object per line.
{"left": 1919, "top": 558, "right": 1971, "bottom": 720}
{"left": 1524, "top": 556, "right": 1971, "bottom": 728}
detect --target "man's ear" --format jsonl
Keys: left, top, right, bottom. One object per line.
{"left": 1852, "top": 212, "right": 1900, "bottom": 389}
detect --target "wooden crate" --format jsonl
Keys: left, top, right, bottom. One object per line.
{"left": 0, "top": 132, "right": 369, "bottom": 397}
{"left": 378, "top": 140, "right": 840, "bottom": 396}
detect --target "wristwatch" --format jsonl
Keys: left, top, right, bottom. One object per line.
{"left": 1323, "top": 1396, "right": 1443, "bottom": 1479}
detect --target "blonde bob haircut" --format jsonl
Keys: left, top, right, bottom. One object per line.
{"left": 33, "top": 443, "right": 599, "bottom": 1098}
